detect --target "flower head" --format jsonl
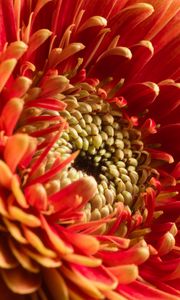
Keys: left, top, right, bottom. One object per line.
{"left": 0, "top": 0, "right": 179, "bottom": 299}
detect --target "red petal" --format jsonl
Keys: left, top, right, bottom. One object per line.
{"left": 90, "top": 47, "right": 132, "bottom": 79}
{"left": 71, "top": 264, "right": 117, "bottom": 290}
{"left": 121, "top": 82, "right": 159, "bottom": 114}
{"left": 0, "top": 0, "right": 17, "bottom": 50}
{"left": 49, "top": 176, "right": 97, "bottom": 213}
{"left": 98, "top": 241, "right": 149, "bottom": 266}
{"left": 117, "top": 280, "right": 180, "bottom": 300}
{"left": 148, "top": 81, "right": 180, "bottom": 123}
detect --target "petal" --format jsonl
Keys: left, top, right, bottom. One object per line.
{"left": 23, "top": 247, "right": 61, "bottom": 268}
{"left": 49, "top": 176, "right": 97, "bottom": 213}
{"left": 11, "top": 175, "right": 28, "bottom": 208}
{"left": 0, "top": 59, "right": 17, "bottom": 92}
{"left": 4, "top": 134, "right": 29, "bottom": 172}
{"left": 149, "top": 124, "right": 180, "bottom": 161}
{"left": 48, "top": 43, "right": 85, "bottom": 68}
{"left": 64, "top": 253, "right": 101, "bottom": 267}
{"left": 1, "top": 266, "right": 41, "bottom": 294}
{"left": 40, "top": 75, "right": 69, "bottom": 97}
{"left": 0, "top": 0, "right": 17, "bottom": 49}
{"left": 122, "top": 82, "right": 159, "bottom": 114}
{"left": 98, "top": 241, "right": 149, "bottom": 266}
{"left": 22, "top": 225, "right": 57, "bottom": 258}
{"left": 61, "top": 229, "right": 100, "bottom": 255}
{"left": 43, "top": 268, "right": 69, "bottom": 300}
{"left": 40, "top": 215, "right": 73, "bottom": 255}
{"left": 117, "top": 280, "right": 180, "bottom": 300}
{"left": 124, "top": 40, "right": 154, "bottom": 83}
{"left": 148, "top": 81, "right": 180, "bottom": 123}
{"left": 8, "top": 205, "right": 41, "bottom": 227}
{"left": 8, "top": 76, "right": 32, "bottom": 98}
{"left": 0, "top": 160, "right": 13, "bottom": 188}
{"left": 25, "top": 29, "right": 52, "bottom": 58}
{"left": 8, "top": 238, "right": 39, "bottom": 273}
{"left": 108, "top": 3, "right": 154, "bottom": 45}
{"left": 25, "top": 183, "right": 48, "bottom": 211}
{"left": 0, "top": 237, "right": 17, "bottom": 269}
{"left": 108, "top": 264, "right": 138, "bottom": 284}
{"left": 0, "top": 41, "right": 27, "bottom": 60}
{"left": 3, "top": 217, "right": 28, "bottom": 244}
{"left": 0, "top": 97, "right": 24, "bottom": 136}
{"left": 90, "top": 47, "right": 132, "bottom": 79}
{"left": 61, "top": 265, "right": 105, "bottom": 299}
{"left": 71, "top": 264, "right": 118, "bottom": 291}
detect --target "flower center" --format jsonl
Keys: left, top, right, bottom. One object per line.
{"left": 50, "top": 81, "right": 153, "bottom": 221}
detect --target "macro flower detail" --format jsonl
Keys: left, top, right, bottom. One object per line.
{"left": 0, "top": 0, "right": 179, "bottom": 299}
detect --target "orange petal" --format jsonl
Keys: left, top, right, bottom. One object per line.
{"left": 40, "top": 215, "right": 73, "bottom": 255}
{"left": 25, "top": 183, "right": 48, "bottom": 211}
{"left": 43, "top": 268, "right": 69, "bottom": 300}
{"left": 40, "top": 75, "right": 69, "bottom": 97}
{"left": 9, "top": 76, "right": 32, "bottom": 98}
{"left": 0, "top": 237, "right": 18, "bottom": 269}
{"left": 1, "top": 266, "right": 41, "bottom": 294}
{"left": 1, "top": 97, "right": 24, "bottom": 135}
{"left": 71, "top": 264, "right": 118, "bottom": 291}
{"left": 23, "top": 248, "right": 61, "bottom": 268}
{"left": 79, "top": 16, "right": 107, "bottom": 31}
{"left": 4, "top": 134, "right": 29, "bottom": 172}
{"left": 104, "top": 289, "right": 127, "bottom": 300}
{"left": 48, "top": 43, "right": 85, "bottom": 68}
{"left": 157, "top": 232, "right": 175, "bottom": 256}
{"left": 0, "top": 160, "right": 13, "bottom": 188}
{"left": 22, "top": 225, "right": 57, "bottom": 258}
{"left": 0, "top": 41, "right": 27, "bottom": 60}
{"left": 26, "top": 29, "right": 52, "bottom": 58}
{"left": 11, "top": 175, "right": 28, "bottom": 208}
{"left": 8, "top": 205, "right": 41, "bottom": 227}
{"left": 0, "top": 59, "right": 17, "bottom": 92}
{"left": 61, "top": 265, "right": 104, "bottom": 299}
{"left": 8, "top": 238, "right": 39, "bottom": 273}
{"left": 108, "top": 264, "right": 138, "bottom": 284}
{"left": 98, "top": 241, "right": 149, "bottom": 266}
{"left": 64, "top": 253, "right": 101, "bottom": 267}
{"left": 3, "top": 217, "right": 27, "bottom": 244}
{"left": 61, "top": 229, "right": 100, "bottom": 255}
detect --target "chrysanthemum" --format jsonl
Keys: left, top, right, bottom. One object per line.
{"left": 0, "top": 0, "right": 179, "bottom": 299}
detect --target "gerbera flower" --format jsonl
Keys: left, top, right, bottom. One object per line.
{"left": 0, "top": 0, "right": 179, "bottom": 299}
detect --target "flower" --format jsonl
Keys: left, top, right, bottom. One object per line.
{"left": 0, "top": 0, "right": 179, "bottom": 299}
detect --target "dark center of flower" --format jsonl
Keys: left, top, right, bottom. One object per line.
{"left": 50, "top": 81, "right": 153, "bottom": 221}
